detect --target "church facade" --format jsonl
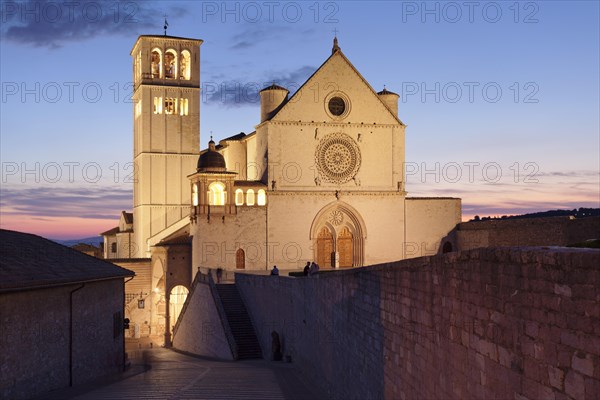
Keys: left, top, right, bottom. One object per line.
{"left": 188, "top": 38, "right": 461, "bottom": 271}
{"left": 102, "top": 34, "right": 460, "bottom": 342}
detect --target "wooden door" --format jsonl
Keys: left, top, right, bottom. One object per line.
{"left": 236, "top": 248, "right": 245, "bottom": 269}
{"left": 317, "top": 227, "right": 334, "bottom": 268}
{"left": 338, "top": 227, "right": 353, "bottom": 268}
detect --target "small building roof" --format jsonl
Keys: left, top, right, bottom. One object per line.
{"left": 122, "top": 211, "right": 133, "bottom": 224}
{"left": 100, "top": 226, "right": 119, "bottom": 236}
{"left": 0, "top": 229, "right": 134, "bottom": 293}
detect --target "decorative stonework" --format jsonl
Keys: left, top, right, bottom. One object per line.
{"left": 315, "top": 133, "right": 361, "bottom": 184}
{"left": 329, "top": 210, "right": 344, "bottom": 225}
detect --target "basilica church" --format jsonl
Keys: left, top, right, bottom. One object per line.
{"left": 102, "top": 33, "right": 460, "bottom": 341}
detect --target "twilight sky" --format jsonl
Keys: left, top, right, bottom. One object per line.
{"left": 1, "top": 0, "right": 599, "bottom": 240}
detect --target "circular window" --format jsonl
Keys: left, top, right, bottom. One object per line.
{"left": 315, "top": 133, "right": 361, "bottom": 184}
{"left": 328, "top": 97, "right": 346, "bottom": 116}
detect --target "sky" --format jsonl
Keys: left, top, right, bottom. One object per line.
{"left": 0, "top": 0, "right": 599, "bottom": 240}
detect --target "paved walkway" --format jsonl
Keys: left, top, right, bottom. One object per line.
{"left": 47, "top": 348, "right": 325, "bottom": 400}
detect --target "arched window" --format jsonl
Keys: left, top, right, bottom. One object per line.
{"left": 151, "top": 49, "right": 162, "bottom": 78}
{"left": 442, "top": 242, "right": 453, "bottom": 253}
{"left": 180, "top": 50, "right": 191, "bottom": 80}
{"left": 236, "top": 249, "right": 245, "bottom": 269}
{"left": 192, "top": 183, "right": 198, "bottom": 206}
{"left": 235, "top": 189, "right": 244, "bottom": 205}
{"left": 257, "top": 189, "right": 266, "bottom": 206}
{"left": 208, "top": 182, "right": 226, "bottom": 206}
{"left": 164, "top": 49, "right": 177, "bottom": 79}
{"left": 246, "top": 189, "right": 255, "bottom": 206}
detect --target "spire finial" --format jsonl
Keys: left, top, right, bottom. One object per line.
{"left": 163, "top": 15, "right": 169, "bottom": 36}
{"left": 332, "top": 28, "right": 340, "bottom": 54}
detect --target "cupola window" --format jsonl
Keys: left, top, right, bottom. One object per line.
{"left": 208, "top": 182, "right": 226, "bottom": 206}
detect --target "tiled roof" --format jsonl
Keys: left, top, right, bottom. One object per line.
{"left": 0, "top": 229, "right": 134, "bottom": 292}
{"left": 100, "top": 226, "right": 119, "bottom": 236}
{"left": 221, "top": 132, "right": 247, "bottom": 142}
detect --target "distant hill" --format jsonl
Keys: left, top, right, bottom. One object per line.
{"left": 470, "top": 207, "right": 600, "bottom": 222}
{"left": 52, "top": 236, "right": 103, "bottom": 247}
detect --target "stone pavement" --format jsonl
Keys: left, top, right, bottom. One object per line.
{"left": 45, "top": 348, "right": 326, "bottom": 400}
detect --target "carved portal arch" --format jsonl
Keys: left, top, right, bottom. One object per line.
{"left": 310, "top": 201, "right": 366, "bottom": 268}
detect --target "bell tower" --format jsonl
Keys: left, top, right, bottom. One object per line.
{"left": 130, "top": 35, "right": 203, "bottom": 257}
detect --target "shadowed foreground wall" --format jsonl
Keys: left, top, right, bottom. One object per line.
{"left": 237, "top": 247, "right": 600, "bottom": 400}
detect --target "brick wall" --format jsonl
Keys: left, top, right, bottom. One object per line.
{"left": 236, "top": 247, "right": 600, "bottom": 400}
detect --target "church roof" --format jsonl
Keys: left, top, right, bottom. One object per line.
{"left": 0, "top": 229, "right": 134, "bottom": 293}
{"left": 265, "top": 39, "right": 405, "bottom": 126}
{"left": 221, "top": 132, "right": 247, "bottom": 142}
{"left": 130, "top": 35, "right": 203, "bottom": 54}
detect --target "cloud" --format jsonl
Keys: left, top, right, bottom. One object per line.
{"left": 229, "top": 24, "right": 293, "bottom": 50}
{"left": 1, "top": 0, "right": 186, "bottom": 48}
{"left": 0, "top": 184, "right": 132, "bottom": 219}
{"left": 203, "top": 65, "right": 315, "bottom": 107}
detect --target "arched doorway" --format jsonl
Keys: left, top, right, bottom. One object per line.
{"left": 169, "top": 285, "right": 189, "bottom": 333}
{"left": 442, "top": 242, "right": 453, "bottom": 253}
{"left": 338, "top": 227, "right": 354, "bottom": 268}
{"left": 311, "top": 201, "right": 366, "bottom": 269}
{"left": 317, "top": 227, "right": 334, "bottom": 268}
{"left": 236, "top": 248, "right": 245, "bottom": 269}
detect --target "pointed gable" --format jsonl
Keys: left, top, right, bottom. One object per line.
{"left": 268, "top": 49, "right": 404, "bottom": 126}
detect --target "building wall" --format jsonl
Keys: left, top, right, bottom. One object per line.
{"left": 192, "top": 206, "right": 267, "bottom": 272}
{"left": 237, "top": 247, "right": 600, "bottom": 400}
{"left": 172, "top": 277, "right": 233, "bottom": 360}
{"left": 111, "top": 259, "right": 153, "bottom": 337}
{"left": 267, "top": 192, "right": 407, "bottom": 269}
{"left": 261, "top": 52, "right": 404, "bottom": 191}
{"left": 405, "top": 197, "right": 462, "bottom": 257}
{"left": 0, "top": 279, "right": 125, "bottom": 400}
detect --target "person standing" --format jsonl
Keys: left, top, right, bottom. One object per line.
{"left": 303, "top": 261, "right": 310, "bottom": 276}
{"left": 309, "top": 262, "right": 320, "bottom": 277}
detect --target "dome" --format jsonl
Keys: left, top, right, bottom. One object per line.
{"left": 260, "top": 83, "right": 288, "bottom": 93}
{"left": 197, "top": 139, "right": 226, "bottom": 171}
{"left": 377, "top": 88, "right": 398, "bottom": 96}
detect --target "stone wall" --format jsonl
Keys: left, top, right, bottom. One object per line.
{"left": 236, "top": 247, "right": 600, "bottom": 400}
{"left": 450, "top": 216, "right": 600, "bottom": 251}
{"left": 0, "top": 279, "right": 125, "bottom": 400}
{"left": 172, "top": 275, "right": 233, "bottom": 360}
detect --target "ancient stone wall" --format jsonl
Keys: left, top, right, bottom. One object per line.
{"left": 0, "top": 279, "right": 125, "bottom": 400}
{"left": 237, "top": 247, "right": 600, "bottom": 400}
{"left": 451, "top": 216, "right": 600, "bottom": 251}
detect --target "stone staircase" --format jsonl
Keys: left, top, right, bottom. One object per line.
{"left": 215, "top": 284, "right": 262, "bottom": 359}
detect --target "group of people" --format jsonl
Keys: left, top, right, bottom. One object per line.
{"left": 269, "top": 261, "right": 321, "bottom": 276}
{"left": 303, "top": 261, "right": 320, "bottom": 276}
